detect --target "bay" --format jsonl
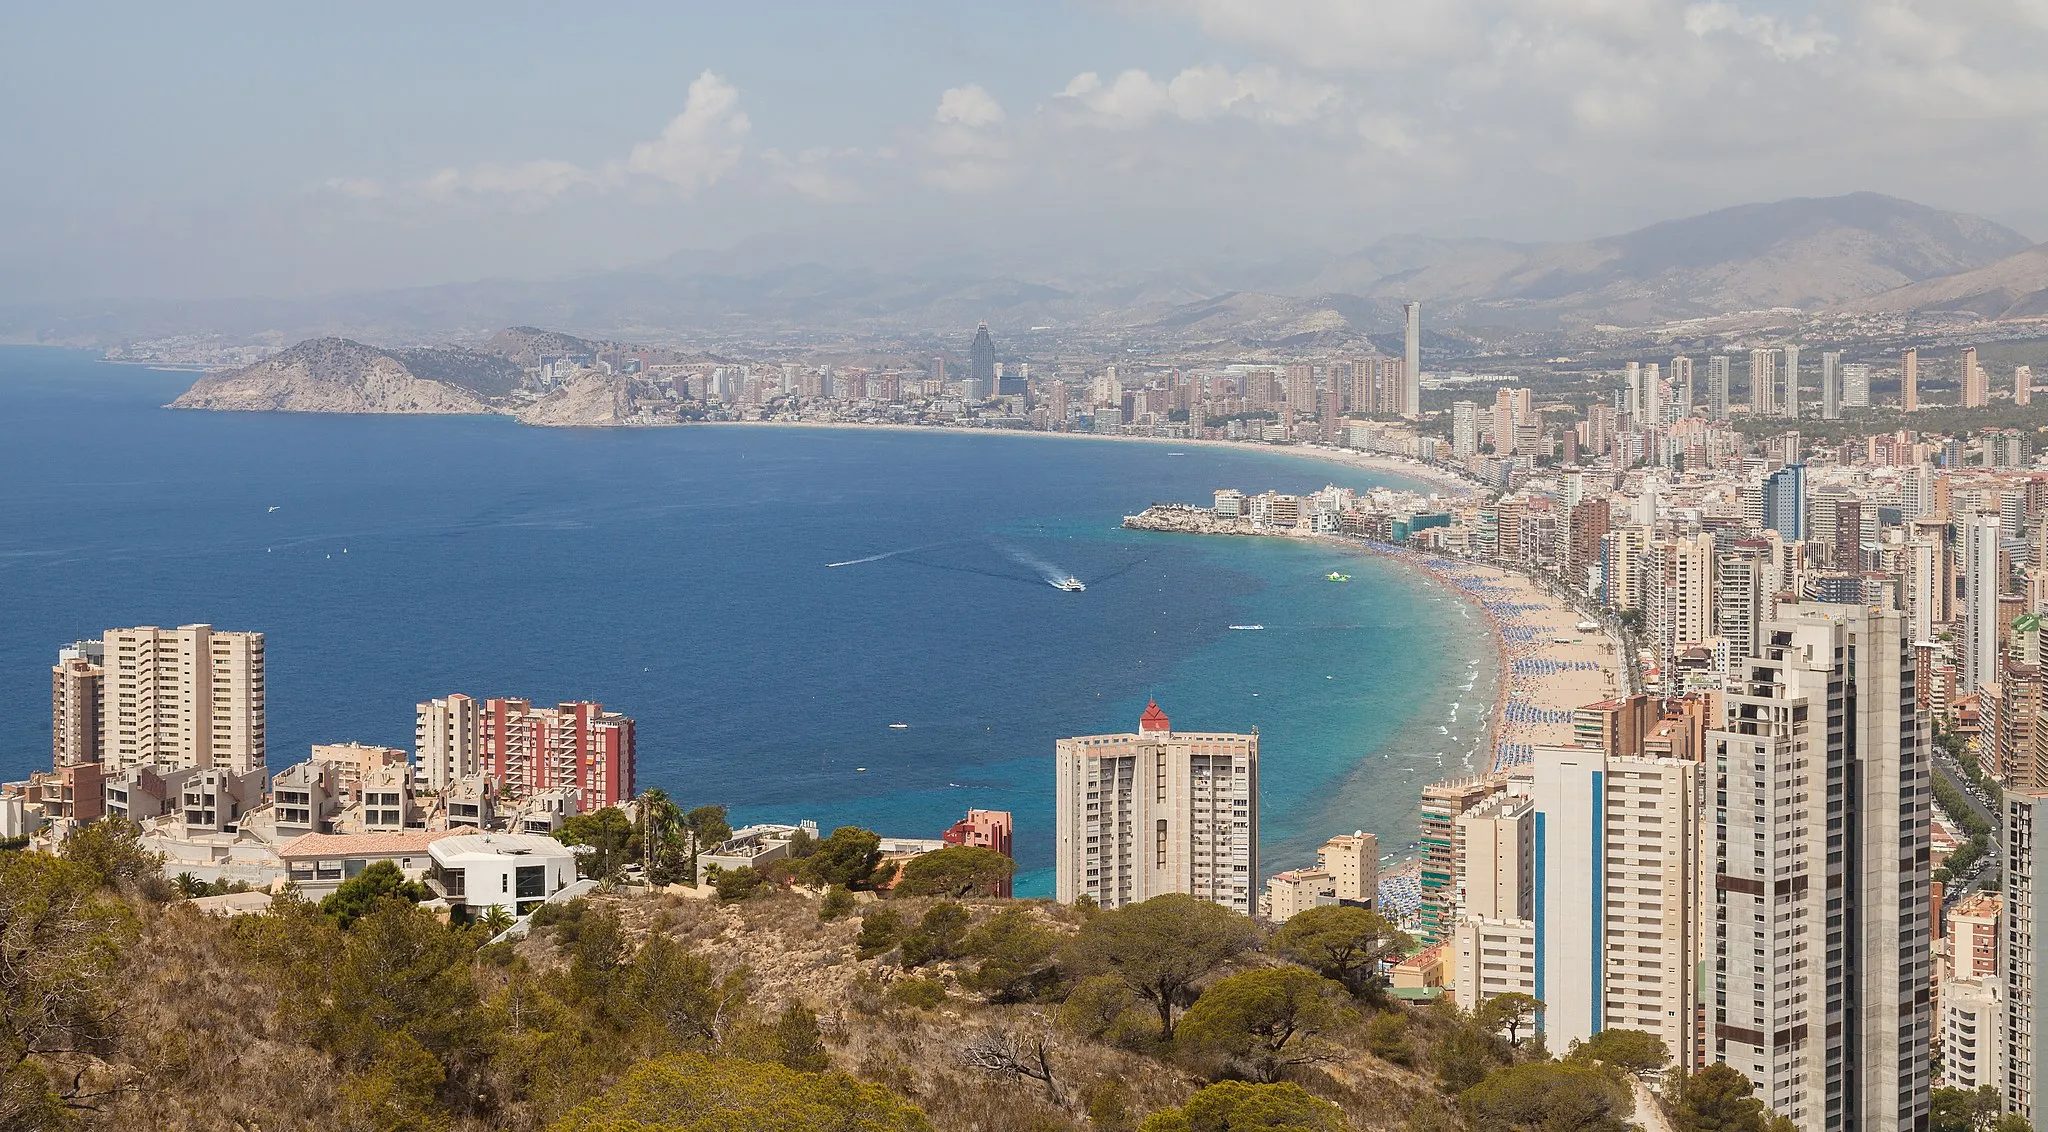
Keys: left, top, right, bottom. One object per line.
{"left": 0, "top": 347, "right": 1496, "bottom": 895}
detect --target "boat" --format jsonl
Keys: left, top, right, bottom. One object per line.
{"left": 1228, "top": 624, "right": 1265, "bottom": 631}
{"left": 266, "top": 505, "right": 280, "bottom": 513}
{"left": 1326, "top": 572, "right": 1351, "bottom": 582}
{"left": 888, "top": 722, "right": 909, "bottom": 729}
{"left": 1051, "top": 576, "right": 1086, "bottom": 592}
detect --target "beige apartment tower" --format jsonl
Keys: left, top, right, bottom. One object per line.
{"left": 101, "top": 624, "right": 265, "bottom": 775}
{"left": 1055, "top": 702, "right": 1258, "bottom": 915}
{"left": 416, "top": 693, "right": 483, "bottom": 792}
{"left": 51, "top": 640, "right": 104, "bottom": 768}
{"left": 1902, "top": 347, "right": 1919, "bottom": 412}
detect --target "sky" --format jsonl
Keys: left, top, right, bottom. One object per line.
{"left": 7, "top": 0, "right": 2048, "bottom": 303}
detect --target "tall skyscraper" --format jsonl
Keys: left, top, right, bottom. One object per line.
{"left": 1671, "top": 355, "right": 1695, "bottom": 417}
{"left": 1708, "top": 603, "right": 1929, "bottom": 1131}
{"left": 1054, "top": 702, "right": 1258, "bottom": 914}
{"left": 1417, "top": 777, "right": 1499, "bottom": 945}
{"left": 2006, "top": 789, "right": 2048, "bottom": 1128}
{"left": 2020, "top": 365, "right": 2035, "bottom": 407}
{"left": 970, "top": 322, "right": 1004, "bottom": 398}
{"left": 1781, "top": 344, "right": 1800, "bottom": 418}
{"left": 1902, "top": 347, "right": 1919, "bottom": 412}
{"left": 1843, "top": 363, "right": 1871, "bottom": 409}
{"left": 1963, "top": 346, "right": 1987, "bottom": 409}
{"left": 1964, "top": 513, "right": 2005, "bottom": 695}
{"left": 1709, "top": 355, "right": 1732, "bottom": 420}
{"left": 1820, "top": 351, "right": 1841, "bottom": 420}
{"left": 1644, "top": 361, "right": 1663, "bottom": 426}
{"left": 1402, "top": 302, "right": 1422, "bottom": 420}
{"left": 1761, "top": 463, "right": 1805, "bottom": 541}
{"left": 100, "top": 624, "right": 266, "bottom": 775}
{"left": 1750, "top": 348, "right": 1780, "bottom": 416}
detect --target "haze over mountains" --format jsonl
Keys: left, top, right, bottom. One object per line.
{"left": 7, "top": 193, "right": 2040, "bottom": 352}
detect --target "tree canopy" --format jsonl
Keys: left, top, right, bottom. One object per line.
{"left": 1175, "top": 968, "right": 1349, "bottom": 1079}
{"left": 548, "top": 1053, "right": 932, "bottom": 1132}
{"left": 1062, "top": 894, "right": 1262, "bottom": 1039}
{"left": 1669, "top": 1064, "right": 1769, "bottom": 1132}
{"left": 319, "top": 860, "right": 428, "bottom": 929}
{"left": 891, "top": 846, "right": 1016, "bottom": 899}
{"left": 1461, "top": 1062, "right": 1634, "bottom": 1132}
{"left": 1136, "top": 1080, "right": 1345, "bottom": 1132}
{"left": 1565, "top": 1028, "right": 1669, "bottom": 1076}
{"left": 1268, "top": 905, "right": 1409, "bottom": 1000}
{"left": 795, "top": 827, "right": 893, "bottom": 891}
{"left": 558, "top": 807, "right": 637, "bottom": 882}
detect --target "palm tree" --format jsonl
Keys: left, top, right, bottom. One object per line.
{"left": 479, "top": 904, "right": 515, "bottom": 936}
{"left": 637, "top": 787, "right": 683, "bottom": 880}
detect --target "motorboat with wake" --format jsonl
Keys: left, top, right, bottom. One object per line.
{"left": 1051, "top": 576, "right": 1086, "bottom": 592}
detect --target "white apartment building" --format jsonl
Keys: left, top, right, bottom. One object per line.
{"left": 1530, "top": 744, "right": 1699, "bottom": 1065}
{"left": 1964, "top": 514, "right": 2005, "bottom": 695}
{"left": 1708, "top": 603, "right": 1929, "bottom": 1132}
{"left": 101, "top": 624, "right": 265, "bottom": 774}
{"left": 1055, "top": 702, "right": 1257, "bottom": 915}
{"left": 1944, "top": 893, "right": 2002, "bottom": 1094}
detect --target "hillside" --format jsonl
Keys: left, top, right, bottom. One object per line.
{"left": 168, "top": 337, "right": 516, "bottom": 414}
{"left": 3, "top": 824, "right": 1672, "bottom": 1132}
{"left": 1841, "top": 242, "right": 2048, "bottom": 319}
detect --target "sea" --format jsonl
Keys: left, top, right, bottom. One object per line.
{"left": 0, "top": 346, "right": 1497, "bottom": 896}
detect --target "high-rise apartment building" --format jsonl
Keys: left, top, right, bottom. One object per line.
{"left": 51, "top": 640, "right": 104, "bottom": 769}
{"left": 2020, "top": 365, "right": 2034, "bottom": 407}
{"left": 1418, "top": 778, "right": 1500, "bottom": 944}
{"left": 1710, "top": 355, "right": 1733, "bottom": 420}
{"left": 1707, "top": 603, "right": 1929, "bottom": 1131}
{"left": 1821, "top": 351, "right": 1841, "bottom": 420}
{"left": 1054, "top": 702, "right": 1258, "bottom": 914}
{"left": 1964, "top": 514, "right": 2006, "bottom": 695}
{"left": 1751, "top": 349, "right": 1780, "bottom": 416}
{"left": 1402, "top": 302, "right": 1422, "bottom": 420}
{"left": 1529, "top": 744, "right": 1700, "bottom": 1064}
{"left": 1903, "top": 347, "right": 1919, "bottom": 412}
{"left": 1672, "top": 355, "right": 1696, "bottom": 418}
{"left": 1761, "top": 463, "right": 1806, "bottom": 541}
{"left": 417, "top": 693, "right": 483, "bottom": 792}
{"left": 1964, "top": 346, "right": 1987, "bottom": 409}
{"left": 1452, "top": 400, "right": 1479, "bottom": 459}
{"left": 1782, "top": 344, "right": 1801, "bottom": 418}
{"left": 1843, "top": 363, "right": 1871, "bottom": 409}
{"left": 100, "top": 624, "right": 265, "bottom": 775}
{"left": 417, "top": 694, "right": 634, "bottom": 811}
{"left": 2006, "top": 790, "right": 2048, "bottom": 1127}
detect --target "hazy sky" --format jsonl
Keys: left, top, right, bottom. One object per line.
{"left": 8, "top": 1, "right": 2048, "bottom": 302}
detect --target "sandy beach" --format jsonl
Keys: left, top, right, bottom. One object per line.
{"left": 1353, "top": 545, "right": 1627, "bottom": 775}
{"left": 709, "top": 419, "right": 1484, "bottom": 500}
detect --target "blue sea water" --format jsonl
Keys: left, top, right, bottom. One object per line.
{"left": 0, "top": 347, "right": 1496, "bottom": 895}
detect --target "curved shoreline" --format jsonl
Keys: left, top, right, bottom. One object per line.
{"left": 703, "top": 419, "right": 1482, "bottom": 500}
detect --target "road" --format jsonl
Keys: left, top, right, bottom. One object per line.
{"left": 1930, "top": 747, "right": 2001, "bottom": 896}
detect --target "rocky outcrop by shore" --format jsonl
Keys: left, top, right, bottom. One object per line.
{"left": 169, "top": 338, "right": 497, "bottom": 415}
{"left": 514, "top": 373, "right": 638, "bottom": 427}
{"left": 1121, "top": 506, "right": 1276, "bottom": 536}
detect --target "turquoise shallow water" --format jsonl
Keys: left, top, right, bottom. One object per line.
{"left": 0, "top": 347, "right": 1497, "bottom": 896}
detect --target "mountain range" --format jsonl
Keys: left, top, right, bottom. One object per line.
{"left": 8, "top": 193, "right": 2040, "bottom": 352}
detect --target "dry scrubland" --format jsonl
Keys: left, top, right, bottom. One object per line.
{"left": 3, "top": 824, "right": 1787, "bottom": 1132}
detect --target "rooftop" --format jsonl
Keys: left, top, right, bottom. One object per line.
{"left": 278, "top": 829, "right": 463, "bottom": 859}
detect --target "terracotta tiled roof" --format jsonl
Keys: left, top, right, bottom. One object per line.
{"left": 278, "top": 830, "right": 463, "bottom": 859}
{"left": 1139, "top": 701, "right": 1171, "bottom": 732}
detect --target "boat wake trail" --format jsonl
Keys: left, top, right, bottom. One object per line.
{"left": 825, "top": 542, "right": 944, "bottom": 569}
{"left": 994, "top": 540, "right": 1071, "bottom": 586}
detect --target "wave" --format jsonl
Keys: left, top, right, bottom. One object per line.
{"left": 826, "top": 542, "right": 942, "bottom": 568}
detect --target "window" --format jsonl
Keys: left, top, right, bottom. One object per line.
{"left": 516, "top": 865, "right": 546, "bottom": 900}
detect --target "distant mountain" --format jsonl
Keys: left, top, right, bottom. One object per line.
{"left": 1332, "top": 192, "right": 2033, "bottom": 328}
{"left": 1842, "top": 243, "right": 2048, "bottom": 319}
{"left": 13, "top": 193, "right": 2033, "bottom": 350}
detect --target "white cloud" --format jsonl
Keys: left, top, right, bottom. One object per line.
{"left": 761, "top": 147, "right": 866, "bottom": 202}
{"left": 359, "top": 70, "right": 749, "bottom": 206}
{"left": 1683, "top": 3, "right": 1835, "bottom": 61}
{"left": 624, "top": 71, "right": 751, "bottom": 191}
{"left": 935, "top": 85, "right": 1006, "bottom": 127}
{"left": 1054, "top": 65, "right": 1338, "bottom": 126}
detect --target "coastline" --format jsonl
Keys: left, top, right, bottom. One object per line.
{"left": 702, "top": 419, "right": 1483, "bottom": 499}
